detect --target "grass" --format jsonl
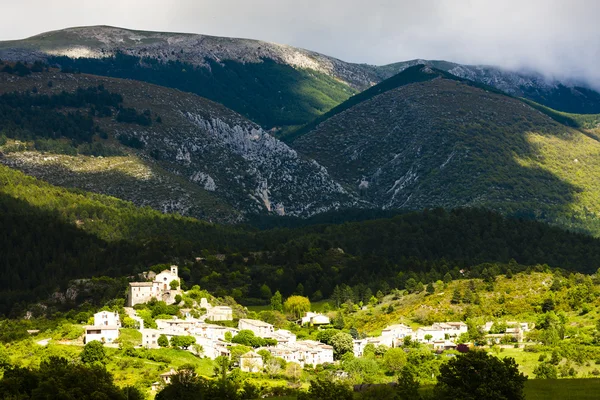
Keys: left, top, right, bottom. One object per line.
{"left": 524, "top": 379, "right": 600, "bottom": 400}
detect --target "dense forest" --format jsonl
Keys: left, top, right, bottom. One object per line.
{"left": 4, "top": 163, "right": 600, "bottom": 317}
{"left": 0, "top": 62, "right": 153, "bottom": 148}
{"left": 47, "top": 53, "right": 355, "bottom": 128}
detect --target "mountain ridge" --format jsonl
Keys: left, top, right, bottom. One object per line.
{"left": 1, "top": 25, "right": 599, "bottom": 120}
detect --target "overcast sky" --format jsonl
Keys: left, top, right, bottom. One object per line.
{"left": 3, "top": 0, "right": 599, "bottom": 86}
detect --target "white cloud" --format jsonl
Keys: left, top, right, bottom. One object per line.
{"left": 2, "top": 0, "right": 599, "bottom": 87}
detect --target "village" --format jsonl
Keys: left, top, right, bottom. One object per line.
{"left": 84, "top": 266, "right": 533, "bottom": 384}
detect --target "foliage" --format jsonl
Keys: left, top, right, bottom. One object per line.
{"left": 270, "top": 291, "right": 283, "bottom": 312}
{"left": 383, "top": 347, "right": 408, "bottom": 373}
{"left": 283, "top": 295, "right": 311, "bottom": 319}
{"left": 534, "top": 362, "right": 559, "bottom": 379}
{"left": 231, "top": 330, "right": 276, "bottom": 348}
{"left": 298, "top": 377, "right": 354, "bottom": 400}
{"left": 80, "top": 340, "right": 106, "bottom": 364}
{"left": 330, "top": 332, "right": 354, "bottom": 359}
{"left": 0, "top": 356, "right": 144, "bottom": 400}
{"left": 435, "top": 350, "right": 527, "bottom": 400}
{"left": 49, "top": 54, "right": 356, "bottom": 129}
{"left": 170, "top": 335, "right": 196, "bottom": 350}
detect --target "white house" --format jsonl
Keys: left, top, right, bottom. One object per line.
{"left": 415, "top": 322, "right": 467, "bottom": 343}
{"left": 84, "top": 311, "right": 121, "bottom": 344}
{"left": 156, "top": 318, "right": 198, "bottom": 335}
{"left": 263, "top": 340, "right": 333, "bottom": 367}
{"left": 207, "top": 306, "right": 233, "bottom": 321}
{"left": 240, "top": 351, "right": 264, "bottom": 372}
{"left": 238, "top": 319, "right": 274, "bottom": 338}
{"left": 271, "top": 329, "right": 296, "bottom": 345}
{"left": 194, "top": 323, "right": 238, "bottom": 341}
{"left": 141, "top": 329, "right": 163, "bottom": 348}
{"left": 381, "top": 324, "right": 413, "bottom": 345}
{"left": 199, "top": 298, "right": 233, "bottom": 321}
{"left": 194, "top": 337, "right": 231, "bottom": 359}
{"left": 301, "top": 312, "right": 330, "bottom": 326}
{"left": 128, "top": 265, "right": 181, "bottom": 307}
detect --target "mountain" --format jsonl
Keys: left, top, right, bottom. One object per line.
{"left": 290, "top": 65, "right": 600, "bottom": 235}
{"left": 379, "top": 59, "right": 600, "bottom": 114}
{"left": 0, "top": 64, "right": 355, "bottom": 221}
{"left": 0, "top": 25, "right": 382, "bottom": 129}
{"left": 2, "top": 26, "right": 599, "bottom": 131}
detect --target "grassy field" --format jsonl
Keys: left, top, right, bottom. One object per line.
{"left": 524, "top": 379, "right": 600, "bottom": 399}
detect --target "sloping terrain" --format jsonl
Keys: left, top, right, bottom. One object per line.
{"left": 0, "top": 66, "right": 354, "bottom": 220}
{"left": 292, "top": 67, "right": 600, "bottom": 235}
{"left": 380, "top": 59, "right": 600, "bottom": 114}
{"left": 2, "top": 26, "right": 598, "bottom": 129}
{"left": 0, "top": 26, "right": 372, "bottom": 128}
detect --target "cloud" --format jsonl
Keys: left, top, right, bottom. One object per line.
{"left": 2, "top": 0, "right": 599, "bottom": 87}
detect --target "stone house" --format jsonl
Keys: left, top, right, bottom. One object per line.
{"left": 127, "top": 265, "right": 181, "bottom": 307}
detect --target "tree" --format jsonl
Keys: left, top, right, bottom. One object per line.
{"left": 542, "top": 297, "right": 555, "bottom": 312}
{"left": 80, "top": 340, "right": 106, "bottom": 364}
{"left": 451, "top": 288, "right": 462, "bottom": 304}
{"left": 397, "top": 365, "right": 421, "bottom": 400}
{"left": 405, "top": 278, "right": 417, "bottom": 293}
{"left": 333, "top": 311, "right": 345, "bottom": 330}
{"left": 383, "top": 347, "right": 407, "bottom": 373}
{"left": 169, "top": 279, "right": 179, "bottom": 290}
{"left": 443, "top": 272, "right": 453, "bottom": 284}
{"left": 466, "top": 319, "right": 485, "bottom": 345}
{"left": 283, "top": 295, "right": 311, "bottom": 319}
{"left": 424, "top": 334, "right": 433, "bottom": 342}
{"left": 330, "top": 332, "right": 353, "bottom": 359}
{"left": 270, "top": 290, "right": 283, "bottom": 312}
{"left": 298, "top": 377, "right": 353, "bottom": 400}
{"left": 534, "top": 363, "right": 558, "bottom": 379}
{"left": 264, "top": 357, "right": 282, "bottom": 377}
{"left": 435, "top": 351, "right": 526, "bottom": 400}
{"left": 192, "top": 344, "right": 204, "bottom": 357}
{"left": 295, "top": 283, "right": 305, "bottom": 296}
{"left": 426, "top": 283, "right": 435, "bottom": 295}
{"left": 415, "top": 282, "right": 425, "bottom": 293}
{"left": 260, "top": 283, "right": 272, "bottom": 300}
{"left": 171, "top": 335, "right": 196, "bottom": 350}
{"left": 224, "top": 331, "right": 233, "bottom": 342}
{"left": 285, "top": 362, "right": 303, "bottom": 382}
{"left": 158, "top": 334, "right": 169, "bottom": 347}
{"left": 316, "top": 329, "right": 341, "bottom": 345}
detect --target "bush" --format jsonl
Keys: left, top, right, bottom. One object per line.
{"left": 435, "top": 351, "right": 526, "bottom": 400}
{"left": 80, "top": 341, "right": 106, "bottom": 364}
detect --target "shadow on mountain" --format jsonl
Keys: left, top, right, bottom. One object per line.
{"left": 292, "top": 77, "right": 600, "bottom": 236}
{"left": 47, "top": 54, "right": 353, "bottom": 128}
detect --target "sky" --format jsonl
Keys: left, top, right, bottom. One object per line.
{"left": 2, "top": 0, "right": 599, "bottom": 86}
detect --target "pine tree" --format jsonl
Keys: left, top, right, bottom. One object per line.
{"left": 451, "top": 288, "right": 462, "bottom": 304}
{"left": 270, "top": 291, "right": 283, "bottom": 312}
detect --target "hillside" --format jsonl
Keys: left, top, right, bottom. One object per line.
{"left": 291, "top": 66, "right": 600, "bottom": 235}
{"left": 1, "top": 26, "right": 599, "bottom": 131}
{"left": 0, "top": 25, "right": 373, "bottom": 128}
{"left": 0, "top": 65, "right": 355, "bottom": 220}
{"left": 379, "top": 59, "right": 600, "bottom": 115}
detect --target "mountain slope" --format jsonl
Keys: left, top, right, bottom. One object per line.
{"left": 0, "top": 26, "right": 377, "bottom": 128}
{"left": 379, "top": 60, "right": 600, "bottom": 114}
{"left": 0, "top": 66, "right": 355, "bottom": 220}
{"left": 292, "top": 66, "right": 600, "bottom": 235}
